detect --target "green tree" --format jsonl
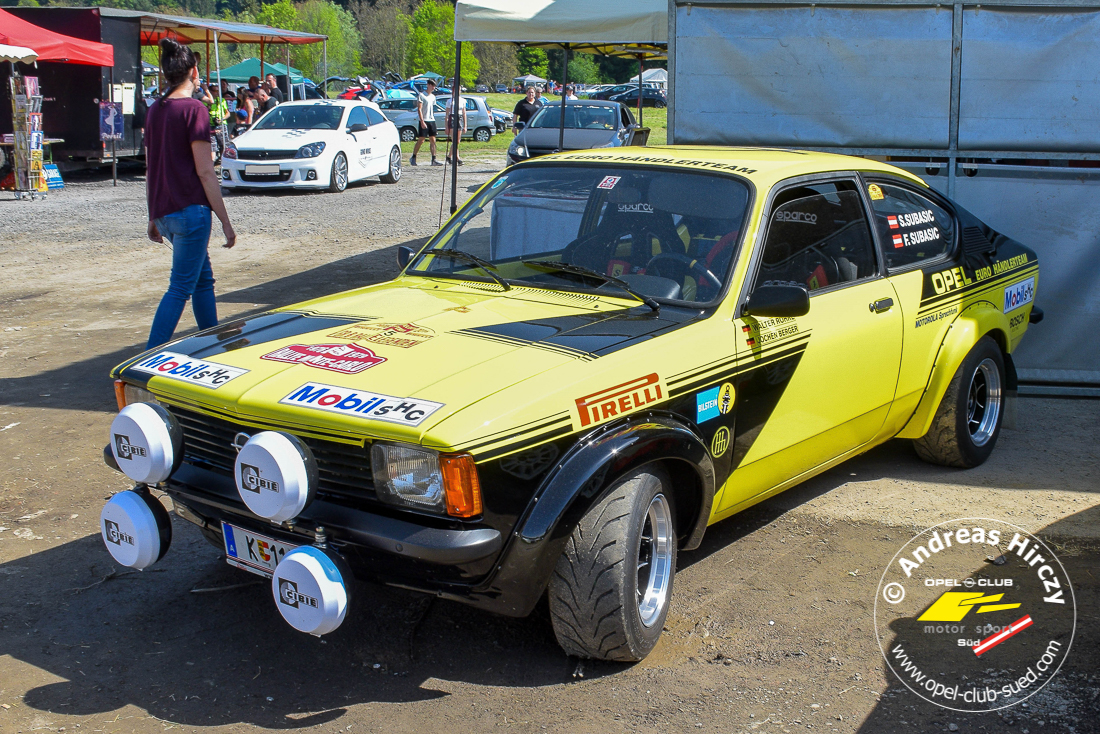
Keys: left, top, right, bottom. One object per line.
{"left": 516, "top": 47, "right": 548, "bottom": 80}
{"left": 473, "top": 42, "right": 517, "bottom": 86}
{"left": 567, "top": 53, "right": 601, "bottom": 85}
{"left": 295, "top": 0, "right": 362, "bottom": 80}
{"left": 352, "top": 0, "right": 410, "bottom": 78}
{"left": 255, "top": 0, "right": 298, "bottom": 33}
{"left": 404, "top": 0, "right": 478, "bottom": 87}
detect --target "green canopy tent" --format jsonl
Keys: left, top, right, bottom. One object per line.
{"left": 410, "top": 71, "right": 444, "bottom": 82}
{"left": 214, "top": 57, "right": 305, "bottom": 84}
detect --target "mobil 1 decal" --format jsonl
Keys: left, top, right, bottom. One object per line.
{"left": 875, "top": 519, "right": 1075, "bottom": 712}
{"left": 280, "top": 382, "right": 443, "bottom": 426}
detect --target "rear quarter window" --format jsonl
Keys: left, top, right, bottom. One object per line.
{"left": 867, "top": 182, "right": 956, "bottom": 270}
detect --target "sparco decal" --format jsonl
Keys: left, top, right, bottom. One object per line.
{"left": 261, "top": 343, "right": 386, "bottom": 374}
{"left": 129, "top": 351, "right": 248, "bottom": 388}
{"left": 280, "top": 382, "right": 444, "bottom": 426}
{"left": 776, "top": 211, "right": 817, "bottom": 224}
{"left": 574, "top": 373, "right": 665, "bottom": 428}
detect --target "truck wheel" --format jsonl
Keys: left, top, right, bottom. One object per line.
{"left": 548, "top": 466, "right": 676, "bottom": 661}
{"left": 914, "top": 336, "right": 1005, "bottom": 468}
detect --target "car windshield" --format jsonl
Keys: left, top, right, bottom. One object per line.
{"left": 252, "top": 104, "right": 345, "bottom": 130}
{"left": 529, "top": 105, "right": 619, "bottom": 130}
{"left": 409, "top": 165, "right": 752, "bottom": 305}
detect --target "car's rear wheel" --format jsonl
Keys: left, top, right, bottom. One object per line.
{"left": 379, "top": 146, "right": 402, "bottom": 184}
{"left": 328, "top": 153, "right": 348, "bottom": 193}
{"left": 474, "top": 127, "right": 492, "bottom": 143}
{"left": 548, "top": 466, "right": 676, "bottom": 661}
{"left": 400, "top": 126, "right": 417, "bottom": 142}
{"left": 914, "top": 336, "right": 1005, "bottom": 468}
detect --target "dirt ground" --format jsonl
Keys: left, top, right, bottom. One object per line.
{"left": 1, "top": 162, "right": 1097, "bottom": 734}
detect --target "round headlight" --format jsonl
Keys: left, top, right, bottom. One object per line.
{"left": 109, "top": 402, "right": 183, "bottom": 484}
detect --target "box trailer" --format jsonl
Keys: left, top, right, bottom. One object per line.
{"left": 2, "top": 6, "right": 142, "bottom": 168}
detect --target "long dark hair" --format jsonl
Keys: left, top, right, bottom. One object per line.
{"left": 158, "top": 37, "right": 197, "bottom": 101}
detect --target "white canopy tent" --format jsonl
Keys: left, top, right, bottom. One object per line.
{"left": 629, "top": 67, "right": 667, "bottom": 89}
{"left": 448, "top": 0, "right": 668, "bottom": 211}
{"left": 0, "top": 44, "right": 38, "bottom": 64}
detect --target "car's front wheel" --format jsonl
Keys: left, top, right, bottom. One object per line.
{"left": 400, "top": 126, "right": 417, "bottom": 142}
{"left": 379, "top": 146, "right": 401, "bottom": 184}
{"left": 328, "top": 153, "right": 348, "bottom": 193}
{"left": 549, "top": 466, "right": 676, "bottom": 661}
{"left": 473, "top": 127, "right": 492, "bottom": 143}
{"left": 914, "top": 335, "right": 1005, "bottom": 468}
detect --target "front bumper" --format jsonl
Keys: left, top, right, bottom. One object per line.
{"left": 221, "top": 158, "right": 328, "bottom": 188}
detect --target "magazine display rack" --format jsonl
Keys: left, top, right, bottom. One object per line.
{"left": 9, "top": 74, "right": 47, "bottom": 200}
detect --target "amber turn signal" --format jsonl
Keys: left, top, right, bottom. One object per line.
{"left": 440, "top": 453, "right": 483, "bottom": 518}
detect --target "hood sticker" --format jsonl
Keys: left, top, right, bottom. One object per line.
{"left": 280, "top": 382, "right": 443, "bottom": 426}
{"left": 261, "top": 343, "right": 386, "bottom": 374}
{"left": 328, "top": 322, "right": 435, "bottom": 349}
{"left": 129, "top": 351, "right": 249, "bottom": 389}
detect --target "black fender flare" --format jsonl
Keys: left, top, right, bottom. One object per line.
{"left": 463, "top": 415, "right": 714, "bottom": 617}
{"left": 521, "top": 414, "right": 715, "bottom": 551}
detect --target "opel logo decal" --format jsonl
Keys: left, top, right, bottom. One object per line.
{"left": 232, "top": 432, "right": 251, "bottom": 453}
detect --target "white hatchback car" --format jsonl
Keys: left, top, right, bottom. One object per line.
{"left": 222, "top": 99, "right": 402, "bottom": 193}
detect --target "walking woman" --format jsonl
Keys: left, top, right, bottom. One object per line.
{"left": 144, "top": 38, "right": 236, "bottom": 349}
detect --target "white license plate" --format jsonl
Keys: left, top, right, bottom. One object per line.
{"left": 222, "top": 522, "right": 296, "bottom": 577}
{"left": 244, "top": 164, "right": 280, "bottom": 175}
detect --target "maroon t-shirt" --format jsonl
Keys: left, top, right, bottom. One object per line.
{"left": 145, "top": 97, "right": 211, "bottom": 220}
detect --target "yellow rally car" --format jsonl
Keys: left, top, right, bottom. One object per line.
{"left": 101, "top": 147, "right": 1041, "bottom": 659}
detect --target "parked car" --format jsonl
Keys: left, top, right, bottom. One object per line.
{"left": 382, "top": 96, "right": 496, "bottom": 143}
{"left": 220, "top": 100, "right": 402, "bottom": 193}
{"left": 609, "top": 87, "right": 667, "bottom": 108}
{"left": 508, "top": 100, "right": 646, "bottom": 164}
{"left": 102, "top": 148, "right": 1040, "bottom": 661}
{"left": 495, "top": 83, "right": 508, "bottom": 93}
{"left": 490, "top": 107, "right": 513, "bottom": 132}
{"left": 588, "top": 83, "right": 660, "bottom": 101}
{"left": 475, "top": 84, "right": 490, "bottom": 93}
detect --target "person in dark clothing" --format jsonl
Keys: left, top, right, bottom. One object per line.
{"left": 512, "top": 86, "right": 541, "bottom": 134}
{"left": 265, "top": 73, "right": 284, "bottom": 103}
{"left": 144, "top": 37, "right": 236, "bottom": 349}
{"left": 255, "top": 87, "right": 277, "bottom": 115}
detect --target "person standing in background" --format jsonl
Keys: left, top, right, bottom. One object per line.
{"left": 207, "top": 87, "right": 230, "bottom": 162}
{"left": 512, "top": 86, "right": 540, "bottom": 134}
{"left": 444, "top": 88, "right": 467, "bottom": 166}
{"left": 410, "top": 78, "right": 440, "bottom": 166}
{"left": 255, "top": 87, "right": 277, "bottom": 116}
{"left": 144, "top": 37, "right": 236, "bottom": 349}
{"left": 265, "top": 73, "right": 284, "bottom": 103}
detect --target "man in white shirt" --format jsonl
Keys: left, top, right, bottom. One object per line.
{"left": 410, "top": 79, "right": 441, "bottom": 166}
{"left": 444, "top": 90, "right": 467, "bottom": 165}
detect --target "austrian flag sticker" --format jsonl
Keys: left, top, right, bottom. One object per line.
{"left": 892, "top": 234, "right": 904, "bottom": 248}
{"left": 888, "top": 215, "right": 899, "bottom": 229}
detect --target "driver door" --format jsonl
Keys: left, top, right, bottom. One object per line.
{"left": 344, "top": 106, "right": 371, "bottom": 179}
{"left": 718, "top": 176, "right": 903, "bottom": 512}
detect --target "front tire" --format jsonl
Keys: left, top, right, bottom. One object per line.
{"left": 328, "top": 153, "right": 348, "bottom": 193}
{"left": 379, "top": 146, "right": 402, "bottom": 184}
{"left": 914, "top": 336, "right": 1005, "bottom": 468}
{"left": 399, "top": 126, "right": 417, "bottom": 142}
{"left": 474, "top": 127, "right": 492, "bottom": 143}
{"left": 548, "top": 466, "right": 676, "bottom": 661}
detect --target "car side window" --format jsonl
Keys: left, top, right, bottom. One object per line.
{"left": 866, "top": 182, "right": 956, "bottom": 270}
{"left": 465, "top": 98, "right": 477, "bottom": 111}
{"left": 346, "top": 106, "right": 368, "bottom": 129}
{"left": 620, "top": 107, "right": 631, "bottom": 128}
{"left": 365, "top": 107, "right": 386, "bottom": 126}
{"left": 752, "top": 180, "right": 879, "bottom": 293}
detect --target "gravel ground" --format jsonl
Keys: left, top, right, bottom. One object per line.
{"left": 0, "top": 163, "right": 1097, "bottom": 734}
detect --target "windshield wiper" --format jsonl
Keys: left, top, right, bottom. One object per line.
{"left": 523, "top": 260, "right": 660, "bottom": 312}
{"left": 421, "top": 248, "right": 511, "bottom": 291}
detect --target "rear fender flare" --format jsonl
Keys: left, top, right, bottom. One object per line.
{"left": 897, "top": 301, "right": 1011, "bottom": 440}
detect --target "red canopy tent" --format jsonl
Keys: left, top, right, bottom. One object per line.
{"left": 0, "top": 7, "right": 113, "bottom": 66}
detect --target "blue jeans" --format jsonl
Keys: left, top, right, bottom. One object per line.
{"left": 147, "top": 204, "right": 217, "bottom": 348}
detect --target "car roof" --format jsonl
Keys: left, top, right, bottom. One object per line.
{"left": 538, "top": 146, "right": 929, "bottom": 189}
{"left": 277, "top": 99, "right": 381, "bottom": 111}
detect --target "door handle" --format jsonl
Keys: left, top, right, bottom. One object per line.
{"left": 870, "top": 298, "right": 894, "bottom": 314}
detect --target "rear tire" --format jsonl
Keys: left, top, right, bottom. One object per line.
{"left": 548, "top": 466, "right": 676, "bottom": 661}
{"left": 474, "top": 127, "right": 492, "bottom": 143}
{"left": 914, "top": 336, "right": 1005, "bottom": 468}
{"left": 400, "top": 126, "right": 417, "bottom": 142}
{"left": 379, "top": 146, "right": 402, "bottom": 184}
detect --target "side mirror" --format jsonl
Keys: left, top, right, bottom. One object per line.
{"left": 348, "top": 122, "right": 368, "bottom": 133}
{"left": 397, "top": 246, "right": 414, "bottom": 269}
{"left": 743, "top": 285, "right": 810, "bottom": 318}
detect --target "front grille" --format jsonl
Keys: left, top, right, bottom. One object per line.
{"left": 240, "top": 170, "right": 293, "bottom": 183}
{"left": 168, "top": 406, "right": 376, "bottom": 503}
{"left": 237, "top": 149, "right": 298, "bottom": 160}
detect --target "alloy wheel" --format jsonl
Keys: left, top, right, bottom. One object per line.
{"left": 967, "top": 357, "right": 1002, "bottom": 446}
{"left": 636, "top": 493, "right": 674, "bottom": 628}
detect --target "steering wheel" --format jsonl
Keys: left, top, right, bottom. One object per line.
{"left": 645, "top": 252, "right": 722, "bottom": 290}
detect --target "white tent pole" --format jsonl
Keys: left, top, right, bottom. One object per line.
{"left": 558, "top": 44, "right": 568, "bottom": 153}
{"left": 214, "top": 31, "right": 221, "bottom": 92}
{"left": 323, "top": 40, "right": 328, "bottom": 98}
{"left": 286, "top": 43, "right": 292, "bottom": 101}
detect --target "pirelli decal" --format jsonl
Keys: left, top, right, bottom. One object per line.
{"left": 574, "top": 373, "right": 666, "bottom": 429}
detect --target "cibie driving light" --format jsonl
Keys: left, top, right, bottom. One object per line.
{"left": 295, "top": 141, "right": 326, "bottom": 158}
{"left": 223, "top": 143, "right": 238, "bottom": 159}
{"left": 371, "top": 443, "right": 443, "bottom": 511}
{"left": 109, "top": 402, "right": 183, "bottom": 485}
